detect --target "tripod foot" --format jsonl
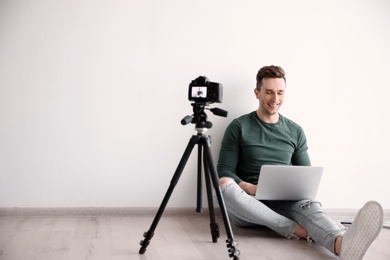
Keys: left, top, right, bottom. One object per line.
{"left": 139, "top": 247, "right": 146, "bottom": 254}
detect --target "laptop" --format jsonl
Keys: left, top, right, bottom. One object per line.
{"left": 254, "top": 165, "right": 324, "bottom": 200}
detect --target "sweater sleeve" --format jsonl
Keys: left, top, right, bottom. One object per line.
{"left": 217, "top": 120, "right": 242, "bottom": 184}
{"left": 291, "top": 127, "right": 311, "bottom": 166}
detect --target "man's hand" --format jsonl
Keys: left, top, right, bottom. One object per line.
{"left": 238, "top": 181, "right": 257, "bottom": 195}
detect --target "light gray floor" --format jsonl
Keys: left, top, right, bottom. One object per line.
{"left": 0, "top": 209, "right": 389, "bottom": 260}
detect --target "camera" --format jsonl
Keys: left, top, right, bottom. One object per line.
{"left": 182, "top": 76, "right": 228, "bottom": 127}
{"left": 188, "top": 76, "right": 223, "bottom": 104}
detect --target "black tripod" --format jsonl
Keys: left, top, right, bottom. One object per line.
{"left": 139, "top": 103, "right": 240, "bottom": 259}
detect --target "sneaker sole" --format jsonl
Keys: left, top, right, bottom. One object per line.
{"left": 341, "top": 201, "right": 383, "bottom": 260}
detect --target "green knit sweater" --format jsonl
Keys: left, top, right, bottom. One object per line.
{"left": 217, "top": 111, "right": 311, "bottom": 184}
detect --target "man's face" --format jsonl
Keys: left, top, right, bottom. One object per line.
{"left": 255, "top": 77, "right": 286, "bottom": 116}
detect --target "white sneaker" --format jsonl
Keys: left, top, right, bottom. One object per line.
{"left": 340, "top": 201, "right": 383, "bottom": 260}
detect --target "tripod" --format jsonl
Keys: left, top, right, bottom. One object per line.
{"left": 139, "top": 104, "right": 240, "bottom": 259}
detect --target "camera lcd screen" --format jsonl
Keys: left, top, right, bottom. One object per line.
{"left": 191, "top": 86, "right": 207, "bottom": 98}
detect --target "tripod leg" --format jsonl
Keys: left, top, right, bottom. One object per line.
{"left": 139, "top": 135, "right": 198, "bottom": 254}
{"left": 196, "top": 144, "right": 202, "bottom": 213}
{"left": 201, "top": 136, "right": 240, "bottom": 260}
{"left": 203, "top": 148, "right": 220, "bottom": 243}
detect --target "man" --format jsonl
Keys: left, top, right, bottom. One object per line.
{"left": 216, "top": 65, "right": 383, "bottom": 259}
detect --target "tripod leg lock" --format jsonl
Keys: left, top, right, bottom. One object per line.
{"left": 226, "top": 238, "right": 240, "bottom": 259}
{"left": 210, "top": 223, "right": 220, "bottom": 242}
{"left": 139, "top": 231, "right": 154, "bottom": 254}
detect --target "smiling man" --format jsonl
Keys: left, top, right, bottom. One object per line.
{"left": 216, "top": 65, "right": 383, "bottom": 259}
{"left": 255, "top": 75, "right": 285, "bottom": 122}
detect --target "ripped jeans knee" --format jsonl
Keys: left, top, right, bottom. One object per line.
{"left": 219, "top": 177, "right": 235, "bottom": 190}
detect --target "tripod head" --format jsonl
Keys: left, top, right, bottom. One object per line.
{"left": 181, "top": 102, "right": 228, "bottom": 133}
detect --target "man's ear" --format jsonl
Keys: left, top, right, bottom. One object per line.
{"left": 254, "top": 88, "right": 260, "bottom": 99}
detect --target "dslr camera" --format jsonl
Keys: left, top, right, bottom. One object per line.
{"left": 188, "top": 76, "right": 223, "bottom": 104}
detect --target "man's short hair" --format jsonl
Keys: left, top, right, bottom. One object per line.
{"left": 256, "top": 65, "right": 286, "bottom": 90}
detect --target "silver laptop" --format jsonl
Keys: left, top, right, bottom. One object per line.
{"left": 254, "top": 165, "right": 323, "bottom": 200}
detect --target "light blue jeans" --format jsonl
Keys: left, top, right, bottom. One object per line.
{"left": 218, "top": 182, "right": 344, "bottom": 254}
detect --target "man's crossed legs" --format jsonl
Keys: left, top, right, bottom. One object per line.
{"left": 218, "top": 177, "right": 383, "bottom": 259}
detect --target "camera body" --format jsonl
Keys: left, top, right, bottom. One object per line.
{"left": 188, "top": 76, "right": 223, "bottom": 104}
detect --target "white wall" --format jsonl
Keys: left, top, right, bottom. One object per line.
{"left": 1, "top": 0, "right": 389, "bottom": 209}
